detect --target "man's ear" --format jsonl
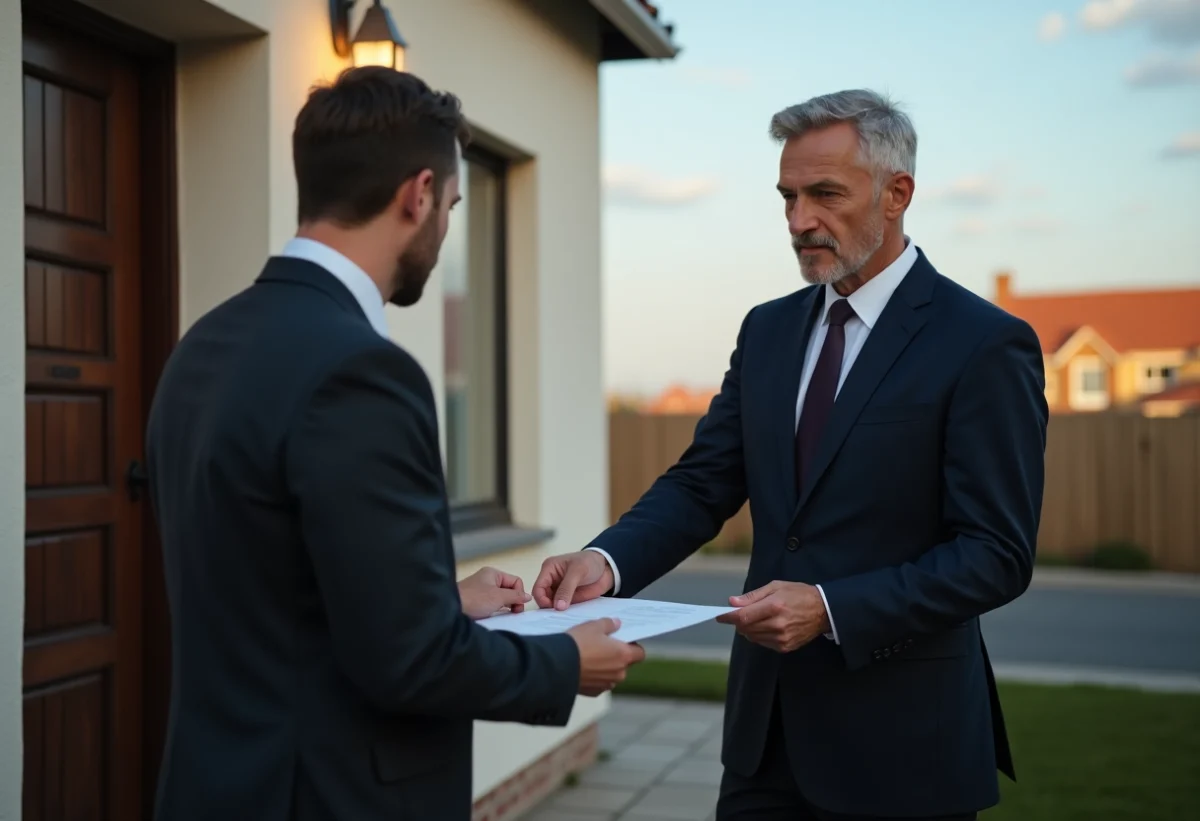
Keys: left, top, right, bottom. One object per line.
{"left": 396, "top": 169, "right": 436, "bottom": 224}
{"left": 884, "top": 173, "right": 915, "bottom": 220}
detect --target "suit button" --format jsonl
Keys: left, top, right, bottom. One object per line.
{"left": 785, "top": 537, "right": 799, "bottom": 551}
{"left": 872, "top": 650, "right": 882, "bottom": 660}
{"left": 882, "top": 648, "right": 892, "bottom": 658}
{"left": 892, "top": 643, "right": 903, "bottom": 653}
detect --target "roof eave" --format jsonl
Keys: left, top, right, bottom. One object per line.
{"left": 588, "top": 0, "right": 680, "bottom": 60}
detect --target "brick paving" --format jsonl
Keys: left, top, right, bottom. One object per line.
{"left": 524, "top": 696, "right": 723, "bottom": 821}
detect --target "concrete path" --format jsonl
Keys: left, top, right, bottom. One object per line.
{"left": 526, "top": 696, "right": 724, "bottom": 821}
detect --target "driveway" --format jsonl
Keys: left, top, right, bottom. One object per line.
{"left": 634, "top": 559, "right": 1200, "bottom": 679}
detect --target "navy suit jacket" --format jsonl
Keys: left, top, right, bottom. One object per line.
{"left": 590, "top": 249, "right": 1048, "bottom": 817}
{"left": 146, "top": 257, "right": 580, "bottom": 821}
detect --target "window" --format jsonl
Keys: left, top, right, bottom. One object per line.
{"left": 1139, "top": 364, "right": 1178, "bottom": 395}
{"left": 1068, "top": 356, "right": 1109, "bottom": 411}
{"left": 440, "top": 147, "right": 509, "bottom": 530}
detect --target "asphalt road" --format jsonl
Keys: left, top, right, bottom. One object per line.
{"left": 635, "top": 567, "right": 1200, "bottom": 676}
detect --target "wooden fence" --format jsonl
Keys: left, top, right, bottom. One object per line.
{"left": 608, "top": 410, "right": 1200, "bottom": 573}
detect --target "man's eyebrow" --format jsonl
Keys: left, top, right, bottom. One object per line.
{"left": 777, "top": 179, "right": 850, "bottom": 195}
{"left": 804, "top": 178, "right": 849, "bottom": 192}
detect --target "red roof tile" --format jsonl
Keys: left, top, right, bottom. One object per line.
{"left": 994, "top": 274, "right": 1200, "bottom": 354}
{"left": 1143, "top": 381, "right": 1200, "bottom": 404}
{"left": 646, "top": 384, "right": 717, "bottom": 415}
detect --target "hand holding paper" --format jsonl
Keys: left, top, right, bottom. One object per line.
{"left": 716, "top": 580, "right": 830, "bottom": 653}
{"left": 478, "top": 597, "right": 736, "bottom": 643}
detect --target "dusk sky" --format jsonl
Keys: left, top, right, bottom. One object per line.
{"left": 598, "top": 0, "right": 1200, "bottom": 395}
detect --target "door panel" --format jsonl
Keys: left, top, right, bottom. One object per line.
{"left": 23, "top": 17, "right": 144, "bottom": 821}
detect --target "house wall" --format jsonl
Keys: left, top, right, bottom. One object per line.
{"left": 1060, "top": 343, "right": 1113, "bottom": 412}
{"left": 0, "top": 1, "right": 25, "bottom": 817}
{"left": 1055, "top": 346, "right": 1190, "bottom": 412}
{"left": 1121, "top": 349, "right": 1189, "bottom": 401}
{"left": 1043, "top": 357, "right": 1064, "bottom": 411}
{"left": 0, "top": 0, "right": 611, "bottom": 813}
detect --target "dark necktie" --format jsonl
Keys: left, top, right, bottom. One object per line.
{"left": 795, "top": 298, "right": 856, "bottom": 491}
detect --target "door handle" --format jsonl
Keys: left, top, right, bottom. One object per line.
{"left": 127, "top": 459, "right": 149, "bottom": 502}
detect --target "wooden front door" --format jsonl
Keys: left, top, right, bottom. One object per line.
{"left": 22, "top": 18, "right": 146, "bottom": 821}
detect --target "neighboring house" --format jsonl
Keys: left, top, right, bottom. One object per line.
{"left": 645, "top": 384, "right": 718, "bottom": 414}
{"left": 0, "top": 1, "right": 678, "bottom": 820}
{"left": 993, "top": 272, "right": 1200, "bottom": 415}
{"left": 1141, "top": 380, "right": 1200, "bottom": 417}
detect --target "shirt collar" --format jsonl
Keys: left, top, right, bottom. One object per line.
{"left": 278, "top": 237, "right": 390, "bottom": 338}
{"left": 820, "top": 236, "right": 918, "bottom": 330}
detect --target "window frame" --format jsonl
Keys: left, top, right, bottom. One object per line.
{"left": 1137, "top": 362, "right": 1178, "bottom": 396}
{"left": 1068, "top": 355, "right": 1109, "bottom": 411}
{"left": 447, "top": 145, "right": 511, "bottom": 534}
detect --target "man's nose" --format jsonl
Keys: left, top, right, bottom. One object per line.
{"left": 789, "top": 201, "right": 819, "bottom": 236}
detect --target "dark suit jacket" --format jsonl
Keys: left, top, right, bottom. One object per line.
{"left": 589, "top": 249, "right": 1048, "bottom": 817}
{"left": 146, "top": 257, "right": 580, "bottom": 821}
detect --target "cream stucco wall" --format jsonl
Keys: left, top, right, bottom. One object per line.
{"left": 0, "top": 1, "right": 26, "bottom": 817}
{"left": 0, "top": 0, "right": 612, "bottom": 811}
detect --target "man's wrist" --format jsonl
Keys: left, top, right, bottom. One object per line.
{"left": 583, "top": 546, "right": 621, "bottom": 595}
{"left": 815, "top": 583, "right": 839, "bottom": 644}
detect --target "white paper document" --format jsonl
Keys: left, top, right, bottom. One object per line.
{"left": 476, "top": 598, "right": 736, "bottom": 643}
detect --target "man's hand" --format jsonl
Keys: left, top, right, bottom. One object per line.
{"left": 458, "top": 566, "right": 532, "bottom": 621}
{"left": 532, "top": 551, "right": 614, "bottom": 611}
{"left": 567, "top": 618, "right": 646, "bottom": 696}
{"left": 715, "top": 581, "right": 830, "bottom": 653}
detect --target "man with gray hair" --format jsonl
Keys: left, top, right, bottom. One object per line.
{"left": 533, "top": 89, "right": 1048, "bottom": 819}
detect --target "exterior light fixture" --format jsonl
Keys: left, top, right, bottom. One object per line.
{"left": 330, "top": 0, "right": 408, "bottom": 70}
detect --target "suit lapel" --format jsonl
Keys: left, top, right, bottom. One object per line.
{"left": 773, "top": 287, "right": 824, "bottom": 508}
{"left": 792, "top": 254, "right": 937, "bottom": 518}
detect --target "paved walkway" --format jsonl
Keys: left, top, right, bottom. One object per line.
{"left": 526, "top": 696, "right": 723, "bottom": 821}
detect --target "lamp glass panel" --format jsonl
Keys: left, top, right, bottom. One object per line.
{"left": 352, "top": 41, "right": 396, "bottom": 68}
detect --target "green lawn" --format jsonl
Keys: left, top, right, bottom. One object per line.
{"left": 615, "top": 659, "right": 1200, "bottom": 821}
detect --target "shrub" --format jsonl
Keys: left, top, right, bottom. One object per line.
{"left": 1088, "top": 540, "right": 1153, "bottom": 571}
{"left": 1034, "top": 550, "right": 1076, "bottom": 567}
{"left": 698, "top": 536, "right": 752, "bottom": 555}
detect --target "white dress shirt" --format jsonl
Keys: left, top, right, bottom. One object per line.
{"left": 588, "top": 238, "right": 919, "bottom": 646}
{"left": 279, "top": 237, "right": 390, "bottom": 339}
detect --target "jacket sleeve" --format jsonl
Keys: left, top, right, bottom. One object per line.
{"left": 286, "top": 344, "right": 580, "bottom": 724}
{"left": 819, "top": 318, "right": 1049, "bottom": 671}
{"left": 588, "top": 307, "right": 755, "bottom": 596}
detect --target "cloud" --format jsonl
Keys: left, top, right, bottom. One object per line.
{"left": 954, "top": 218, "right": 990, "bottom": 237}
{"left": 1023, "top": 185, "right": 1049, "bottom": 198}
{"left": 1161, "top": 130, "right": 1200, "bottom": 157}
{"left": 603, "top": 164, "right": 720, "bottom": 206}
{"left": 1013, "top": 216, "right": 1067, "bottom": 234}
{"left": 1125, "top": 49, "right": 1200, "bottom": 85}
{"left": 680, "top": 66, "right": 752, "bottom": 90}
{"left": 923, "top": 174, "right": 1002, "bottom": 207}
{"left": 1080, "top": 0, "right": 1200, "bottom": 44}
{"left": 1039, "top": 12, "right": 1068, "bottom": 41}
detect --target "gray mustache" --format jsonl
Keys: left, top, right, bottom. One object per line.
{"left": 792, "top": 233, "right": 838, "bottom": 252}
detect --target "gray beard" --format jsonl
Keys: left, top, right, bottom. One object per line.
{"left": 798, "top": 215, "right": 885, "bottom": 286}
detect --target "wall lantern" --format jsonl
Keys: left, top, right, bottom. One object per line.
{"left": 330, "top": 0, "right": 408, "bottom": 70}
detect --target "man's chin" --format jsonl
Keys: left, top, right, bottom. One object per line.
{"left": 799, "top": 263, "right": 836, "bottom": 286}
{"left": 388, "top": 283, "right": 426, "bottom": 308}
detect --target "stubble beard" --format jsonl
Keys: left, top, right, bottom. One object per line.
{"left": 794, "top": 210, "right": 886, "bottom": 286}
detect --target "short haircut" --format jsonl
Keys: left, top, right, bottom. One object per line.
{"left": 293, "top": 66, "right": 471, "bottom": 225}
{"left": 769, "top": 89, "right": 917, "bottom": 183}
